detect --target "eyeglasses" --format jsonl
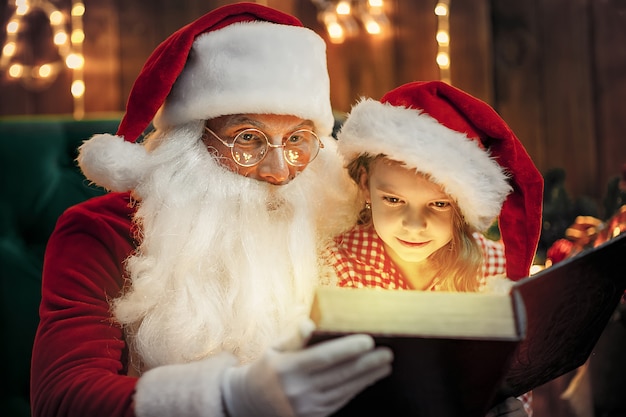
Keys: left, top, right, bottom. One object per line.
{"left": 204, "top": 126, "right": 324, "bottom": 167}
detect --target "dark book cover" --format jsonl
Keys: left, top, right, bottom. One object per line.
{"left": 498, "top": 232, "right": 626, "bottom": 401}
{"left": 314, "top": 333, "right": 521, "bottom": 417}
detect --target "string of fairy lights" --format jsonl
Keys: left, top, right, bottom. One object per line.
{"left": 311, "top": 0, "right": 391, "bottom": 44}
{"left": 434, "top": 0, "right": 451, "bottom": 84}
{"left": 311, "top": 0, "right": 452, "bottom": 83}
{"left": 0, "top": 0, "right": 85, "bottom": 118}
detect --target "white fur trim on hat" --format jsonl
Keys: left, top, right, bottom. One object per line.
{"left": 337, "top": 99, "right": 512, "bottom": 231}
{"left": 154, "top": 21, "right": 334, "bottom": 136}
{"left": 77, "top": 134, "right": 149, "bottom": 192}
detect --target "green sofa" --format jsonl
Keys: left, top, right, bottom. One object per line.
{"left": 0, "top": 116, "right": 120, "bottom": 417}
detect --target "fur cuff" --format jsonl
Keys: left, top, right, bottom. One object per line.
{"left": 77, "top": 134, "right": 149, "bottom": 192}
{"left": 134, "top": 352, "right": 238, "bottom": 417}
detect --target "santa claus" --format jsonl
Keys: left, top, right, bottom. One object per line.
{"left": 30, "top": 3, "right": 392, "bottom": 417}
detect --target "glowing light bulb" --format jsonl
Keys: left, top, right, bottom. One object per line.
{"left": 365, "top": 20, "right": 381, "bottom": 35}
{"left": 15, "top": 0, "right": 29, "bottom": 15}
{"left": 7, "top": 21, "right": 19, "bottom": 34}
{"left": 38, "top": 64, "right": 53, "bottom": 78}
{"left": 2, "top": 42, "right": 16, "bottom": 56}
{"left": 16, "top": 4, "right": 29, "bottom": 15}
{"left": 54, "top": 31, "right": 68, "bottom": 45}
{"left": 65, "top": 53, "right": 84, "bottom": 69}
{"left": 436, "top": 30, "right": 449, "bottom": 45}
{"left": 49, "top": 11, "right": 64, "bottom": 25}
{"left": 8, "top": 64, "right": 23, "bottom": 78}
{"left": 327, "top": 22, "right": 345, "bottom": 41}
{"left": 435, "top": 3, "right": 449, "bottom": 16}
{"left": 72, "top": 3, "right": 85, "bottom": 16}
{"left": 336, "top": 1, "right": 351, "bottom": 15}
{"left": 71, "top": 29, "right": 85, "bottom": 44}
{"left": 71, "top": 80, "right": 85, "bottom": 97}
{"left": 436, "top": 52, "right": 450, "bottom": 69}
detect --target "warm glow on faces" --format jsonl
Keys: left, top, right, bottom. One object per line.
{"left": 363, "top": 159, "right": 454, "bottom": 265}
{"left": 203, "top": 114, "right": 316, "bottom": 185}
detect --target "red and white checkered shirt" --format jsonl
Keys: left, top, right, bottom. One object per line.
{"left": 326, "top": 224, "right": 506, "bottom": 290}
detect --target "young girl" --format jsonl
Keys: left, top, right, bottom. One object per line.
{"left": 335, "top": 154, "right": 507, "bottom": 291}
{"left": 324, "top": 80, "right": 544, "bottom": 417}
{"left": 326, "top": 80, "right": 543, "bottom": 293}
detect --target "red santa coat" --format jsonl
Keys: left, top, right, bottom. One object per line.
{"left": 30, "top": 192, "right": 138, "bottom": 417}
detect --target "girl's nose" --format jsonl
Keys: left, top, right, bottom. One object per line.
{"left": 402, "top": 208, "right": 428, "bottom": 230}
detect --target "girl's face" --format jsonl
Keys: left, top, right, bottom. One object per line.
{"left": 361, "top": 158, "right": 454, "bottom": 265}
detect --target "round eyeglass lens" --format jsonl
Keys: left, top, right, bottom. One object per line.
{"left": 231, "top": 130, "right": 266, "bottom": 166}
{"left": 283, "top": 130, "right": 320, "bottom": 166}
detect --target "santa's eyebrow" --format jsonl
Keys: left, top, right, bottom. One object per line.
{"left": 223, "top": 116, "right": 315, "bottom": 131}
{"left": 225, "top": 115, "right": 263, "bottom": 128}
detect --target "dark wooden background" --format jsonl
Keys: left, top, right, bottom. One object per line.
{"left": 1, "top": 0, "right": 625, "bottom": 209}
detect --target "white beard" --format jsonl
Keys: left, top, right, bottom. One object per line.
{"left": 111, "top": 122, "right": 359, "bottom": 371}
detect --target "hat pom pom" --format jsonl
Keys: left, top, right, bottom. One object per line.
{"left": 77, "top": 134, "right": 149, "bottom": 192}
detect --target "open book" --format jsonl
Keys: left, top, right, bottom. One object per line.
{"left": 308, "top": 232, "right": 626, "bottom": 417}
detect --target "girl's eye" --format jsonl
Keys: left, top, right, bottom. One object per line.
{"left": 382, "top": 196, "right": 402, "bottom": 205}
{"left": 432, "top": 201, "right": 451, "bottom": 209}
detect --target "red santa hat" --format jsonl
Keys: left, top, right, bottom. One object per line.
{"left": 337, "top": 81, "right": 544, "bottom": 280}
{"left": 78, "top": 2, "right": 333, "bottom": 191}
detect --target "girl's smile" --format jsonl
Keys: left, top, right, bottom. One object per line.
{"left": 396, "top": 238, "right": 431, "bottom": 248}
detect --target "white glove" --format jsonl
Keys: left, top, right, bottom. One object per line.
{"left": 485, "top": 397, "right": 527, "bottom": 417}
{"left": 134, "top": 352, "right": 239, "bottom": 417}
{"left": 220, "top": 331, "right": 393, "bottom": 417}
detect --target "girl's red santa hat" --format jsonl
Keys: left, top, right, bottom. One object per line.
{"left": 78, "top": 2, "right": 333, "bottom": 192}
{"left": 337, "top": 81, "right": 544, "bottom": 280}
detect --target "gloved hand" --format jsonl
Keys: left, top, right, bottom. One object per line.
{"left": 220, "top": 325, "right": 393, "bottom": 417}
{"left": 485, "top": 397, "right": 527, "bottom": 417}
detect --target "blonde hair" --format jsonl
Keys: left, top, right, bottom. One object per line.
{"left": 347, "top": 154, "right": 483, "bottom": 292}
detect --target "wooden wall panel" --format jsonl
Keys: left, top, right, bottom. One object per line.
{"left": 391, "top": 0, "right": 439, "bottom": 92}
{"left": 83, "top": 0, "right": 120, "bottom": 114}
{"left": 448, "top": 0, "right": 493, "bottom": 103}
{"left": 492, "top": 1, "right": 547, "bottom": 170}
{"left": 591, "top": 0, "right": 626, "bottom": 208}
{"left": 541, "top": 0, "right": 596, "bottom": 200}
{"left": 492, "top": 0, "right": 599, "bottom": 201}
